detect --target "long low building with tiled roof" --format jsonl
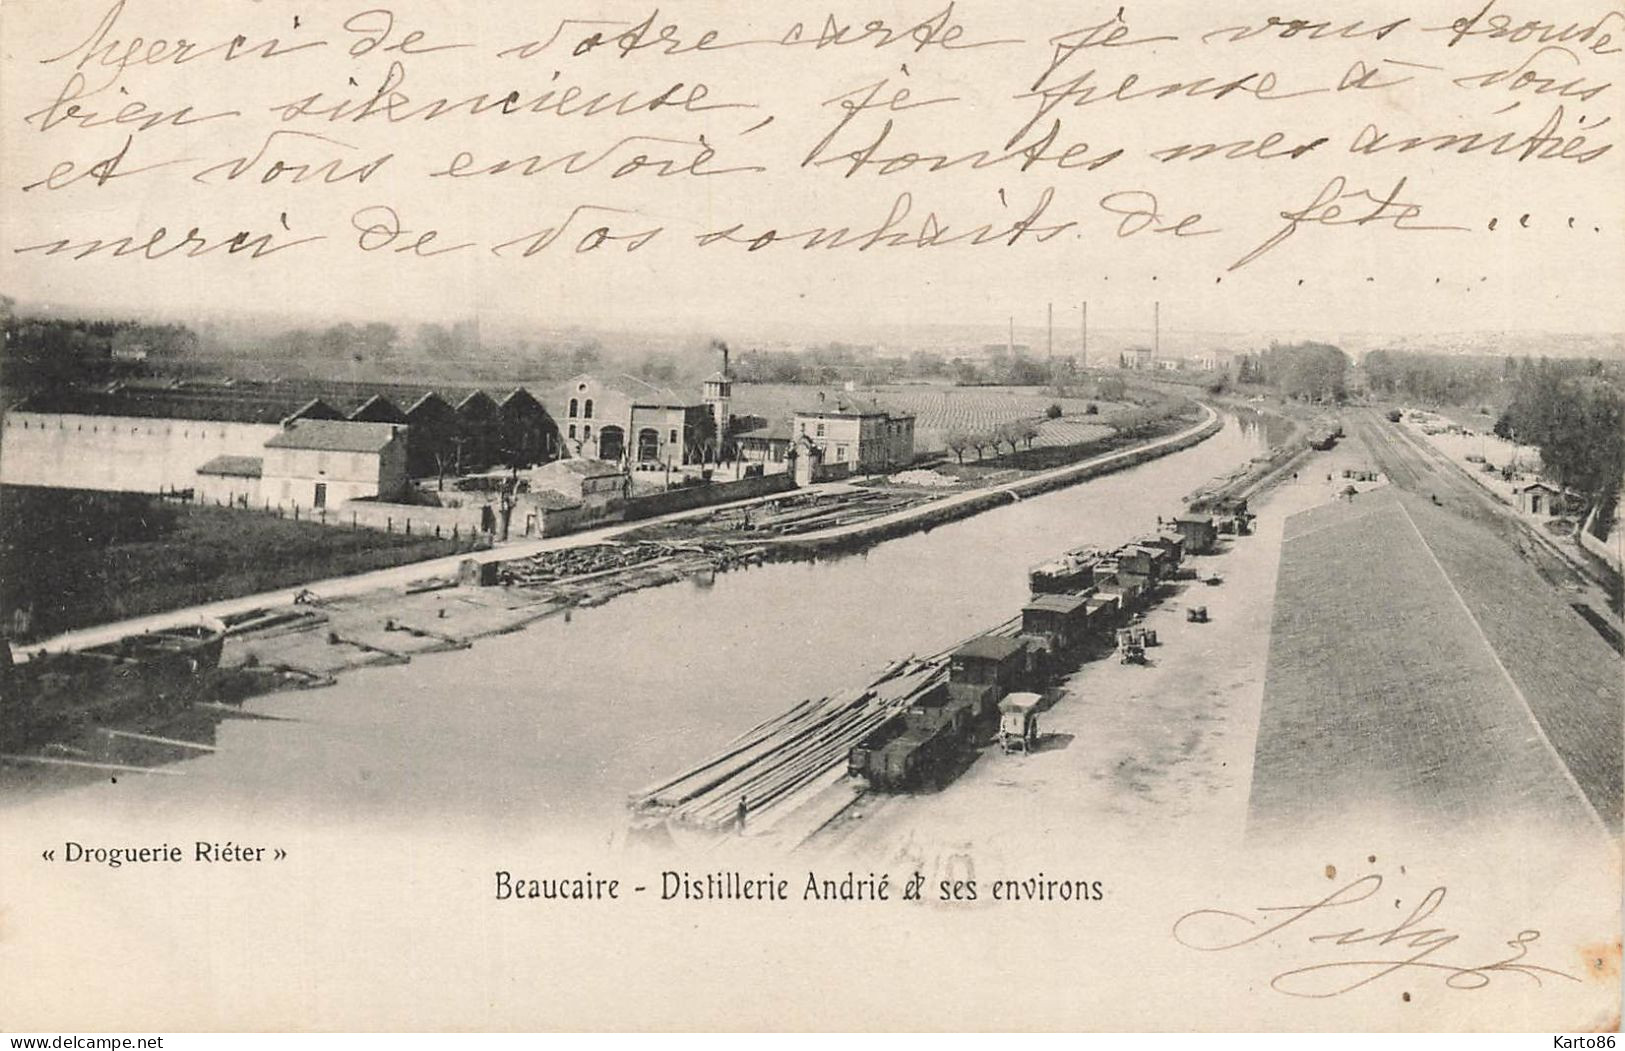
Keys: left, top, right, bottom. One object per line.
{"left": 2, "top": 381, "right": 560, "bottom": 496}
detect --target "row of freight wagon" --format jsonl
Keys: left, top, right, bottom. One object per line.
{"left": 847, "top": 505, "right": 1251, "bottom": 791}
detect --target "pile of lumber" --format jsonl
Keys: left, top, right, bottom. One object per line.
{"left": 746, "top": 491, "right": 921, "bottom": 536}
{"left": 498, "top": 543, "right": 665, "bottom": 586}
{"left": 629, "top": 656, "right": 947, "bottom": 832}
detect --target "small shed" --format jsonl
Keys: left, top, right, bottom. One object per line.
{"left": 1513, "top": 481, "right": 1566, "bottom": 516}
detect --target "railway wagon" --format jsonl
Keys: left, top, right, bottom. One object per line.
{"left": 1085, "top": 593, "right": 1122, "bottom": 632}
{"left": 1169, "top": 514, "right": 1219, "bottom": 554}
{"left": 849, "top": 683, "right": 979, "bottom": 790}
{"left": 903, "top": 683, "right": 975, "bottom": 738}
{"left": 1021, "top": 592, "right": 1092, "bottom": 654}
{"left": 1136, "top": 532, "right": 1184, "bottom": 568}
{"left": 1093, "top": 574, "right": 1145, "bottom": 614}
{"left": 865, "top": 723, "right": 961, "bottom": 790}
{"left": 947, "top": 635, "right": 1032, "bottom": 719}
{"left": 1028, "top": 551, "right": 1101, "bottom": 595}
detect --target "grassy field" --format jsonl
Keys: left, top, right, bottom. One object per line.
{"left": 730, "top": 382, "right": 1141, "bottom": 452}
{"left": 2, "top": 488, "right": 466, "bottom": 642}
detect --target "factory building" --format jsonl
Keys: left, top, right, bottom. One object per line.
{"left": 0, "top": 389, "right": 312, "bottom": 493}
{"left": 1, "top": 381, "right": 559, "bottom": 497}
{"left": 555, "top": 373, "right": 714, "bottom": 466}
{"left": 261, "top": 419, "right": 409, "bottom": 508}
{"left": 791, "top": 397, "right": 916, "bottom": 473}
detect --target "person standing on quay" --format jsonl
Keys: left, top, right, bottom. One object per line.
{"left": 737, "top": 795, "right": 749, "bottom": 833}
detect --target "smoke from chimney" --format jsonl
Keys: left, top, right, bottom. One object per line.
{"left": 711, "top": 338, "right": 731, "bottom": 378}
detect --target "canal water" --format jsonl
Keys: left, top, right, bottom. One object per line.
{"left": 19, "top": 415, "right": 1269, "bottom": 832}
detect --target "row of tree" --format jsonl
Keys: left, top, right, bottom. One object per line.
{"left": 943, "top": 420, "right": 1042, "bottom": 463}
{"left": 1234, "top": 341, "right": 1350, "bottom": 403}
{"left": 1362, "top": 350, "right": 1506, "bottom": 407}
{"left": 2, "top": 300, "right": 201, "bottom": 398}
{"left": 1494, "top": 359, "right": 1623, "bottom": 518}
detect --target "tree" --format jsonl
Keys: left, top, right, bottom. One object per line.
{"left": 1019, "top": 421, "right": 1040, "bottom": 448}
{"left": 945, "top": 429, "right": 970, "bottom": 464}
{"left": 1045, "top": 403, "right": 1063, "bottom": 419}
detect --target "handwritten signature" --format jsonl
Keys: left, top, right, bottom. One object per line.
{"left": 1172, "top": 873, "right": 1580, "bottom": 998}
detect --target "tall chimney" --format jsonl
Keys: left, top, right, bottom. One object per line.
{"left": 1081, "top": 301, "right": 1088, "bottom": 369}
{"left": 722, "top": 344, "right": 730, "bottom": 378}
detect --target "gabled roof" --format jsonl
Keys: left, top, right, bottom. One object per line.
{"left": 1023, "top": 593, "right": 1091, "bottom": 615}
{"left": 456, "top": 389, "right": 500, "bottom": 413}
{"left": 560, "top": 372, "right": 690, "bottom": 406}
{"left": 348, "top": 394, "right": 407, "bottom": 423}
{"left": 794, "top": 396, "right": 915, "bottom": 421}
{"left": 264, "top": 419, "right": 400, "bottom": 453}
{"left": 498, "top": 387, "right": 547, "bottom": 413}
{"left": 196, "top": 455, "right": 263, "bottom": 478}
{"left": 289, "top": 397, "right": 345, "bottom": 421}
{"left": 404, "top": 391, "right": 455, "bottom": 417}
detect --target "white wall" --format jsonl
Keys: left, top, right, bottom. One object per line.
{"left": 0, "top": 412, "right": 279, "bottom": 493}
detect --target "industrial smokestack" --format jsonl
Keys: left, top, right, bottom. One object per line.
{"left": 1081, "top": 301, "right": 1088, "bottom": 369}
{"left": 712, "top": 338, "right": 731, "bottom": 378}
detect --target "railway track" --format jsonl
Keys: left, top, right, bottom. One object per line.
{"left": 1348, "top": 409, "right": 1594, "bottom": 596}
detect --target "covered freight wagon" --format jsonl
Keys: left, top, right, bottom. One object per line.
{"left": 948, "top": 635, "right": 1032, "bottom": 718}
{"left": 1169, "top": 514, "right": 1219, "bottom": 554}
{"left": 1021, "top": 592, "right": 1092, "bottom": 652}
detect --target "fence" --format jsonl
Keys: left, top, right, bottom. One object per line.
{"left": 1579, "top": 503, "right": 1623, "bottom": 573}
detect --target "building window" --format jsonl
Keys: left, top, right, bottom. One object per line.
{"left": 836, "top": 444, "right": 848, "bottom": 460}
{"left": 669, "top": 429, "right": 677, "bottom": 443}
{"left": 568, "top": 424, "right": 576, "bottom": 439}
{"left": 569, "top": 398, "right": 579, "bottom": 418}
{"left": 584, "top": 399, "right": 594, "bottom": 419}
{"left": 583, "top": 425, "right": 592, "bottom": 439}
{"left": 816, "top": 423, "right": 825, "bottom": 437}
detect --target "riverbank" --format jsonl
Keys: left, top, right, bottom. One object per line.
{"left": 3, "top": 405, "right": 1231, "bottom": 787}
{"left": 766, "top": 404, "right": 1220, "bottom": 553}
